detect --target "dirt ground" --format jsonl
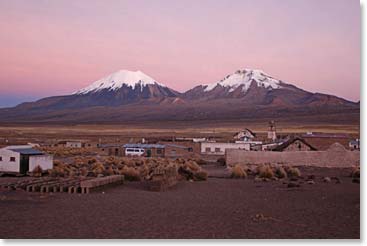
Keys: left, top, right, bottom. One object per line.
{"left": 0, "top": 166, "right": 360, "bottom": 239}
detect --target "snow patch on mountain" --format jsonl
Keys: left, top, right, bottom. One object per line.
{"left": 204, "top": 69, "right": 282, "bottom": 93}
{"left": 75, "top": 70, "right": 165, "bottom": 94}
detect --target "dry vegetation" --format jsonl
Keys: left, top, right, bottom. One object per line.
{"left": 230, "top": 163, "right": 301, "bottom": 181}
{"left": 46, "top": 156, "right": 208, "bottom": 182}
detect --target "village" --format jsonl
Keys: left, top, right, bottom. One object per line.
{"left": 0, "top": 121, "right": 360, "bottom": 192}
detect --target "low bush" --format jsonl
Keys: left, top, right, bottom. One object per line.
{"left": 31, "top": 165, "right": 43, "bottom": 177}
{"left": 194, "top": 170, "right": 208, "bottom": 181}
{"left": 121, "top": 166, "right": 140, "bottom": 181}
{"left": 286, "top": 166, "right": 301, "bottom": 177}
{"left": 351, "top": 166, "right": 360, "bottom": 178}
{"left": 274, "top": 166, "right": 287, "bottom": 179}
{"left": 231, "top": 165, "right": 247, "bottom": 179}
{"left": 257, "top": 165, "right": 274, "bottom": 179}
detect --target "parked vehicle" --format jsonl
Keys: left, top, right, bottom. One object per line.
{"left": 125, "top": 148, "right": 145, "bottom": 156}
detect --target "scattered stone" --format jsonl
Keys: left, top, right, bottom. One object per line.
{"left": 307, "top": 180, "right": 315, "bottom": 185}
{"left": 254, "top": 177, "right": 263, "bottom": 182}
{"left": 323, "top": 177, "right": 331, "bottom": 183}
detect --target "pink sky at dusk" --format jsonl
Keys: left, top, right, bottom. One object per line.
{"left": 0, "top": 0, "right": 360, "bottom": 106}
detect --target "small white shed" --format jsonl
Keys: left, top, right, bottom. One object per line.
{"left": 0, "top": 145, "right": 53, "bottom": 174}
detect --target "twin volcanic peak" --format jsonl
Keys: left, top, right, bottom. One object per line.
{"left": 2, "top": 68, "right": 358, "bottom": 123}
{"left": 75, "top": 70, "right": 167, "bottom": 94}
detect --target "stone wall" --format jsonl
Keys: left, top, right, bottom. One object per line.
{"left": 226, "top": 143, "right": 360, "bottom": 168}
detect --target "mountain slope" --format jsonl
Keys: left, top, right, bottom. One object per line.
{"left": 183, "top": 69, "right": 356, "bottom": 107}
{"left": 0, "top": 68, "right": 359, "bottom": 123}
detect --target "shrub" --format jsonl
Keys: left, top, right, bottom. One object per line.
{"left": 286, "top": 167, "right": 301, "bottom": 177}
{"left": 194, "top": 170, "right": 208, "bottom": 181}
{"left": 121, "top": 166, "right": 140, "bottom": 181}
{"left": 274, "top": 166, "right": 287, "bottom": 179}
{"left": 80, "top": 167, "right": 89, "bottom": 176}
{"left": 351, "top": 166, "right": 360, "bottom": 178}
{"left": 231, "top": 165, "right": 247, "bottom": 179}
{"left": 257, "top": 165, "right": 274, "bottom": 179}
{"left": 87, "top": 157, "right": 97, "bottom": 164}
{"left": 185, "top": 161, "right": 200, "bottom": 172}
{"left": 32, "top": 165, "right": 43, "bottom": 177}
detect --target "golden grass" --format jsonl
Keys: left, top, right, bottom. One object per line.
{"left": 231, "top": 165, "right": 247, "bottom": 179}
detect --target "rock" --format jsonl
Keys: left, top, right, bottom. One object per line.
{"left": 254, "top": 177, "right": 262, "bottom": 182}
{"left": 307, "top": 180, "right": 315, "bottom": 185}
{"left": 287, "top": 182, "right": 300, "bottom": 188}
{"left": 97, "top": 174, "right": 104, "bottom": 178}
{"left": 271, "top": 177, "right": 279, "bottom": 181}
{"left": 323, "top": 177, "right": 331, "bottom": 183}
{"left": 331, "top": 177, "right": 341, "bottom": 184}
{"left": 307, "top": 175, "right": 315, "bottom": 180}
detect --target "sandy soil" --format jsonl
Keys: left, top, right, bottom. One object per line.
{"left": 0, "top": 167, "right": 359, "bottom": 239}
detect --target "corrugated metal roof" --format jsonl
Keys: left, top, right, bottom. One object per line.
{"left": 123, "top": 143, "right": 165, "bottom": 149}
{"left": 8, "top": 148, "right": 44, "bottom": 155}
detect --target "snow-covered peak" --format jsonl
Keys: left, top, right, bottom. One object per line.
{"left": 75, "top": 70, "right": 165, "bottom": 94}
{"left": 203, "top": 69, "right": 282, "bottom": 93}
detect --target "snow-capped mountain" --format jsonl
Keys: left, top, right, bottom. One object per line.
{"left": 203, "top": 69, "right": 282, "bottom": 93}
{"left": 75, "top": 70, "right": 166, "bottom": 94}
{"left": 0, "top": 68, "right": 359, "bottom": 123}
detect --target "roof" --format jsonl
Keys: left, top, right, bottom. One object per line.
{"left": 233, "top": 128, "right": 256, "bottom": 137}
{"left": 7, "top": 148, "right": 44, "bottom": 155}
{"left": 98, "top": 144, "right": 123, "bottom": 148}
{"left": 123, "top": 143, "right": 165, "bottom": 149}
{"left": 165, "top": 143, "right": 190, "bottom": 149}
{"left": 272, "top": 137, "right": 317, "bottom": 151}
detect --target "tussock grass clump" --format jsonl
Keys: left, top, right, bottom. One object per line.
{"left": 274, "top": 166, "right": 287, "bottom": 179}
{"left": 231, "top": 165, "right": 247, "bottom": 179}
{"left": 285, "top": 166, "right": 301, "bottom": 177}
{"left": 31, "top": 165, "right": 43, "bottom": 177}
{"left": 121, "top": 166, "right": 140, "bottom": 181}
{"left": 185, "top": 161, "right": 201, "bottom": 172}
{"left": 351, "top": 166, "right": 360, "bottom": 178}
{"left": 257, "top": 164, "right": 274, "bottom": 179}
{"left": 194, "top": 170, "right": 208, "bottom": 181}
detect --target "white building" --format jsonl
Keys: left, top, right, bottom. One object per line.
{"left": 201, "top": 142, "right": 251, "bottom": 155}
{"left": 0, "top": 145, "right": 53, "bottom": 174}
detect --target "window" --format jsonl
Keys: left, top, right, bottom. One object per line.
{"left": 157, "top": 149, "right": 162, "bottom": 154}
{"left": 215, "top": 148, "right": 221, "bottom": 153}
{"left": 10, "top": 157, "right": 16, "bottom": 162}
{"left": 0, "top": 156, "right": 2, "bottom": 161}
{"left": 188, "top": 147, "right": 193, "bottom": 152}
{"left": 205, "top": 147, "right": 211, "bottom": 152}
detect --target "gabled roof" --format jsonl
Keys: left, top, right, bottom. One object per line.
{"left": 272, "top": 137, "right": 317, "bottom": 151}
{"left": 7, "top": 148, "right": 44, "bottom": 155}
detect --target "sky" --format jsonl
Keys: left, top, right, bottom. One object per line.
{"left": 0, "top": 0, "right": 360, "bottom": 107}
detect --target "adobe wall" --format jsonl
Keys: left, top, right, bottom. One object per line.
{"left": 225, "top": 143, "right": 360, "bottom": 168}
